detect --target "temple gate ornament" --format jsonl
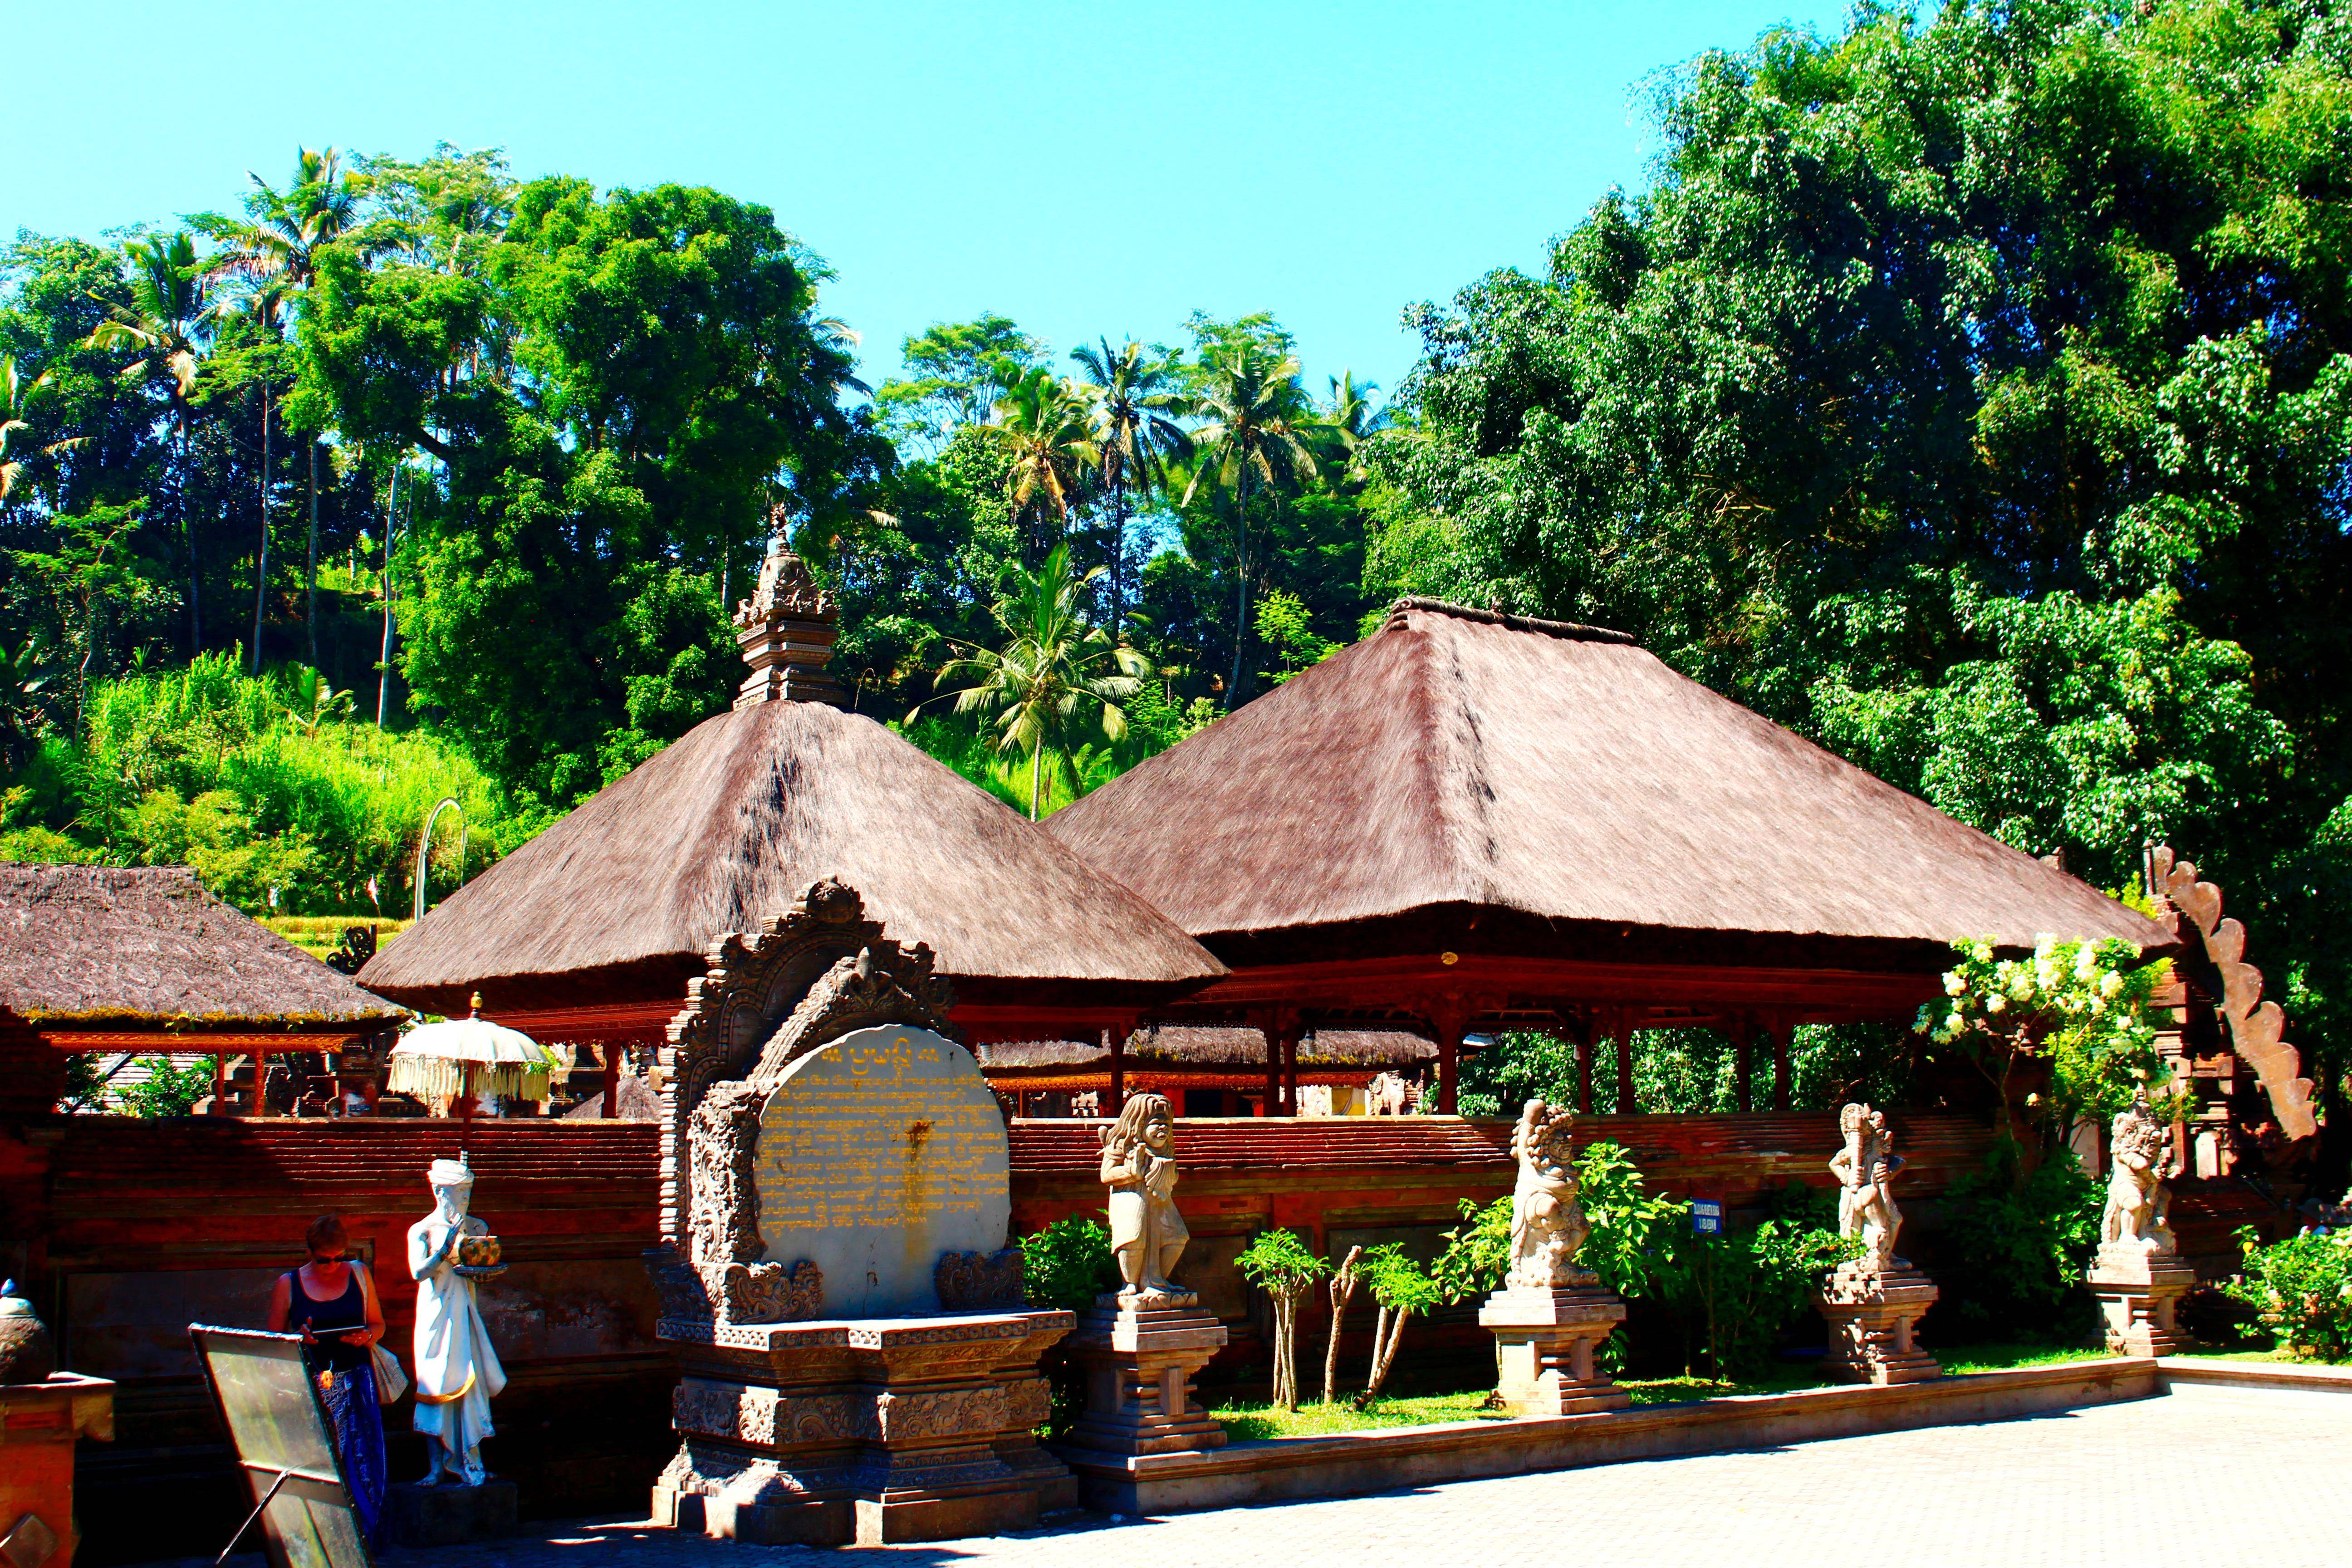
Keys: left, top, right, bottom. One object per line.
{"left": 1475, "top": 1099, "right": 1630, "bottom": 1415}
{"left": 643, "top": 880, "right": 1077, "bottom": 1548}
{"left": 1054, "top": 1093, "right": 1234, "bottom": 1485}
{"left": 1814, "top": 1103, "right": 1942, "bottom": 1385}
{"left": 2086, "top": 1088, "right": 2196, "bottom": 1355}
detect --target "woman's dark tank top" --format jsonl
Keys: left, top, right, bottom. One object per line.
{"left": 284, "top": 1266, "right": 367, "bottom": 1373}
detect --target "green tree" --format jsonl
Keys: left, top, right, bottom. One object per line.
{"left": 984, "top": 366, "right": 1097, "bottom": 565}
{"left": 926, "top": 545, "right": 1147, "bottom": 819}
{"left": 1372, "top": 0, "right": 2352, "bottom": 1180}
{"left": 84, "top": 234, "right": 210, "bottom": 651}
{"left": 1184, "top": 337, "right": 1320, "bottom": 702}
{"left": 1072, "top": 337, "right": 1191, "bottom": 617}
{"left": 874, "top": 314, "right": 1039, "bottom": 452}
{"left": 1235, "top": 1228, "right": 1329, "bottom": 1411}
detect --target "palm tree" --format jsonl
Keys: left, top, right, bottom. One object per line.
{"left": 1184, "top": 340, "right": 1320, "bottom": 703}
{"left": 1321, "top": 371, "right": 1381, "bottom": 476}
{"left": 195, "top": 148, "right": 390, "bottom": 670}
{"left": 925, "top": 546, "right": 1148, "bottom": 819}
{"left": 984, "top": 367, "right": 1098, "bottom": 565}
{"left": 85, "top": 233, "right": 211, "bottom": 652}
{"left": 0, "top": 357, "right": 82, "bottom": 505}
{"left": 1072, "top": 338, "right": 1191, "bottom": 619}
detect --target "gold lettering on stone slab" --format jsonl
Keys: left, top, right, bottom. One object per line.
{"left": 751, "top": 1024, "right": 1012, "bottom": 1317}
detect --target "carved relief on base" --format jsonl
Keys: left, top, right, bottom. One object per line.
{"left": 1815, "top": 1263, "right": 1942, "bottom": 1385}
{"left": 647, "top": 1244, "right": 823, "bottom": 1329}
{"left": 936, "top": 1248, "right": 1027, "bottom": 1311}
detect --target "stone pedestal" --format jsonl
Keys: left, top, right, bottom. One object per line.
{"left": 0, "top": 1374, "right": 113, "bottom": 1568}
{"left": 651, "top": 1308, "right": 1077, "bottom": 1548}
{"left": 1478, "top": 1286, "right": 1631, "bottom": 1415}
{"left": 1816, "top": 1261, "right": 1941, "bottom": 1385}
{"left": 380, "top": 1480, "right": 517, "bottom": 1547}
{"left": 2087, "top": 1248, "right": 2196, "bottom": 1356}
{"left": 1056, "top": 1298, "right": 1229, "bottom": 1461}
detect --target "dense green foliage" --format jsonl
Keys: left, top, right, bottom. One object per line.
{"left": 1374, "top": 0, "right": 2352, "bottom": 1167}
{"left": 1937, "top": 1141, "right": 2106, "bottom": 1339}
{"left": 2225, "top": 1222, "right": 2352, "bottom": 1358}
{"left": 0, "top": 652, "right": 508, "bottom": 911}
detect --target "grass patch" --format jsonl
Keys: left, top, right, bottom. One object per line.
{"left": 1209, "top": 1392, "right": 1512, "bottom": 1439}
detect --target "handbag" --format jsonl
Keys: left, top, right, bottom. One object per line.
{"left": 369, "top": 1341, "right": 409, "bottom": 1405}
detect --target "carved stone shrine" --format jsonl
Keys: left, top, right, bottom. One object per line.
{"left": 2084, "top": 1089, "right": 2195, "bottom": 1355}
{"left": 1053, "top": 1094, "right": 1230, "bottom": 1494}
{"left": 644, "top": 881, "right": 1076, "bottom": 1547}
{"left": 1816, "top": 1103, "right": 1941, "bottom": 1384}
{"left": 1476, "top": 1099, "right": 1630, "bottom": 1415}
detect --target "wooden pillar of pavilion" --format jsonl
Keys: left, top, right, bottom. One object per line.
{"left": 601, "top": 1041, "right": 622, "bottom": 1120}
{"left": 1426, "top": 996, "right": 1469, "bottom": 1117}
{"left": 1574, "top": 1023, "right": 1595, "bottom": 1114}
{"left": 1612, "top": 1012, "right": 1635, "bottom": 1115}
{"left": 1282, "top": 1029, "right": 1300, "bottom": 1113}
{"left": 1107, "top": 1026, "right": 1127, "bottom": 1115}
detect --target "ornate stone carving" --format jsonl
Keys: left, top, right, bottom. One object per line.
{"left": 1099, "top": 1094, "right": 1194, "bottom": 1308}
{"left": 661, "top": 878, "right": 949, "bottom": 1251}
{"left": 2151, "top": 845, "right": 2317, "bottom": 1141}
{"left": 936, "top": 1248, "right": 1027, "bottom": 1311}
{"left": 732, "top": 515, "right": 849, "bottom": 709}
{"left": 2100, "top": 1089, "right": 2179, "bottom": 1262}
{"left": 706, "top": 1259, "right": 823, "bottom": 1326}
{"left": 690, "top": 1079, "right": 770, "bottom": 1265}
{"left": 1830, "top": 1102, "right": 1905, "bottom": 1269}
{"left": 1505, "top": 1098, "right": 1596, "bottom": 1290}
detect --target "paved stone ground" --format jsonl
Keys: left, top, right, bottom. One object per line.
{"left": 179, "top": 1383, "right": 2347, "bottom": 1568}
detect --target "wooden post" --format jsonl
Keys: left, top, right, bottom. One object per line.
{"left": 1770, "top": 1022, "right": 1792, "bottom": 1112}
{"left": 1107, "top": 1027, "right": 1127, "bottom": 1116}
{"left": 252, "top": 1049, "right": 271, "bottom": 1117}
{"left": 601, "top": 1040, "right": 622, "bottom": 1120}
{"left": 1426, "top": 997, "right": 1469, "bottom": 1117}
{"left": 1573, "top": 1021, "right": 1595, "bottom": 1115}
{"left": 1282, "top": 1028, "right": 1300, "bottom": 1113}
{"left": 1613, "top": 1014, "right": 1636, "bottom": 1115}
{"left": 1731, "top": 1017, "right": 1753, "bottom": 1113}
{"left": 1263, "top": 1022, "right": 1280, "bottom": 1115}
{"left": 210, "top": 1052, "right": 227, "bottom": 1115}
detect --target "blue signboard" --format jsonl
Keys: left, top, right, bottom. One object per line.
{"left": 1690, "top": 1197, "right": 1725, "bottom": 1236}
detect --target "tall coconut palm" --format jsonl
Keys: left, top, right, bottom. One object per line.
{"left": 925, "top": 545, "right": 1148, "bottom": 820}
{"left": 195, "top": 147, "right": 390, "bottom": 670}
{"left": 0, "top": 357, "right": 82, "bottom": 505}
{"left": 85, "top": 233, "right": 211, "bottom": 652}
{"left": 1183, "top": 340, "right": 1320, "bottom": 703}
{"left": 984, "top": 366, "right": 1098, "bottom": 565}
{"left": 1072, "top": 338, "right": 1191, "bottom": 618}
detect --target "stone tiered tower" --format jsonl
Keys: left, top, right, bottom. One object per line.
{"left": 733, "top": 513, "right": 848, "bottom": 710}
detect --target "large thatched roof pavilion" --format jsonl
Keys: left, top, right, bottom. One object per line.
{"left": 0, "top": 863, "right": 406, "bottom": 1117}
{"left": 1046, "top": 598, "right": 2173, "bottom": 1112}
{"left": 362, "top": 537, "right": 1223, "bottom": 1068}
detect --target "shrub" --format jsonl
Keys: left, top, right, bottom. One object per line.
{"left": 1937, "top": 1141, "right": 2103, "bottom": 1340}
{"left": 1236, "top": 1228, "right": 1328, "bottom": 1410}
{"left": 2225, "top": 1226, "right": 2352, "bottom": 1362}
{"left": 115, "top": 1055, "right": 211, "bottom": 1117}
{"left": 1019, "top": 1215, "right": 1119, "bottom": 1438}
{"left": 1649, "top": 1217, "right": 1857, "bottom": 1379}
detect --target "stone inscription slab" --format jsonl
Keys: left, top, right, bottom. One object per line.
{"left": 751, "top": 1024, "right": 1010, "bottom": 1317}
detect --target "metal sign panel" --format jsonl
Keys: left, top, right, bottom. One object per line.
{"left": 188, "top": 1325, "right": 373, "bottom": 1568}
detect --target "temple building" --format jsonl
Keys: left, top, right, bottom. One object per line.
{"left": 360, "top": 531, "right": 1225, "bottom": 1079}
{"left": 978, "top": 1024, "right": 1442, "bottom": 1117}
{"left": 0, "top": 863, "right": 406, "bottom": 1118}
{"left": 1047, "top": 598, "right": 2176, "bottom": 1112}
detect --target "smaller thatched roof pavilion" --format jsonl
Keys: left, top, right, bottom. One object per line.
{"left": 361, "top": 535, "right": 1224, "bottom": 1058}
{"left": 1048, "top": 598, "right": 2176, "bottom": 1111}
{"left": 0, "top": 864, "right": 406, "bottom": 1118}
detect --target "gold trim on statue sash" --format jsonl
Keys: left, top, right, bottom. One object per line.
{"left": 413, "top": 1369, "right": 477, "bottom": 1405}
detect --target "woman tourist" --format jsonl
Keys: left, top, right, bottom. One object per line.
{"left": 266, "top": 1214, "right": 388, "bottom": 1540}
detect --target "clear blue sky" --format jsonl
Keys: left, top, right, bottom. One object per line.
{"left": 10, "top": 1, "right": 1844, "bottom": 404}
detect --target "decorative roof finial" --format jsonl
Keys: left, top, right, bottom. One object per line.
{"left": 732, "top": 502, "right": 848, "bottom": 709}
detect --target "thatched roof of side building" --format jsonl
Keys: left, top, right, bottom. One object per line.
{"left": 1048, "top": 599, "right": 2168, "bottom": 973}
{"left": 0, "top": 864, "right": 406, "bottom": 1028}
{"left": 362, "top": 537, "right": 1223, "bottom": 1017}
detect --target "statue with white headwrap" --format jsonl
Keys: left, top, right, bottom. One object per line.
{"left": 407, "top": 1155, "right": 508, "bottom": 1485}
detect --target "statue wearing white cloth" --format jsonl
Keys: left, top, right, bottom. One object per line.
{"left": 408, "top": 1156, "right": 507, "bottom": 1485}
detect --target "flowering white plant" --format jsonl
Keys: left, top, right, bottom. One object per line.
{"left": 1916, "top": 934, "right": 2173, "bottom": 1132}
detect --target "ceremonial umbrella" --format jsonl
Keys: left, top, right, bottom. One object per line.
{"left": 386, "top": 993, "right": 556, "bottom": 1143}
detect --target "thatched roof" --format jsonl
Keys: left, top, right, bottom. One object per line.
{"left": 0, "top": 865, "right": 406, "bottom": 1028}
{"left": 360, "top": 701, "right": 1225, "bottom": 1014}
{"left": 977, "top": 1026, "right": 1437, "bottom": 1071}
{"left": 1048, "top": 600, "right": 2169, "bottom": 970}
